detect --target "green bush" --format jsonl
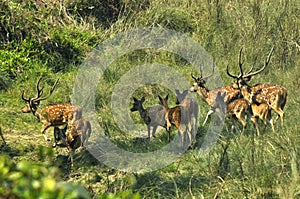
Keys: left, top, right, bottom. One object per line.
{"left": 0, "top": 155, "right": 91, "bottom": 198}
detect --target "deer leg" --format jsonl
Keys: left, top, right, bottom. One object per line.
{"left": 147, "top": 125, "right": 151, "bottom": 140}
{"left": 85, "top": 123, "right": 91, "bottom": 146}
{"left": 53, "top": 127, "right": 60, "bottom": 147}
{"left": 251, "top": 116, "right": 260, "bottom": 136}
{"left": 236, "top": 112, "right": 247, "bottom": 134}
{"left": 168, "top": 130, "right": 171, "bottom": 143}
{"left": 177, "top": 130, "right": 185, "bottom": 150}
{"left": 82, "top": 128, "right": 90, "bottom": 147}
{"left": 80, "top": 130, "right": 86, "bottom": 148}
{"left": 192, "top": 116, "right": 198, "bottom": 145}
{"left": 241, "top": 118, "right": 247, "bottom": 134}
{"left": 185, "top": 125, "right": 193, "bottom": 149}
{"left": 67, "top": 147, "right": 74, "bottom": 167}
{"left": 187, "top": 116, "right": 194, "bottom": 147}
{"left": 187, "top": 128, "right": 193, "bottom": 149}
{"left": 66, "top": 135, "right": 75, "bottom": 167}
{"left": 152, "top": 126, "right": 158, "bottom": 139}
{"left": 165, "top": 114, "right": 172, "bottom": 132}
{"left": 41, "top": 124, "right": 51, "bottom": 141}
{"left": 178, "top": 124, "right": 188, "bottom": 149}
{"left": 272, "top": 106, "right": 284, "bottom": 126}
{"left": 279, "top": 110, "right": 284, "bottom": 126}
{"left": 230, "top": 117, "right": 236, "bottom": 133}
{"left": 267, "top": 112, "right": 275, "bottom": 132}
{"left": 269, "top": 118, "right": 275, "bottom": 132}
{"left": 58, "top": 125, "right": 67, "bottom": 146}
{"left": 260, "top": 112, "right": 268, "bottom": 132}
{"left": 203, "top": 109, "right": 214, "bottom": 126}
{"left": 193, "top": 115, "right": 198, "bottom": 140}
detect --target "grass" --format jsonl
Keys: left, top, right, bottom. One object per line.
{"left": 1, "top": 61, "right": 299, "bottom": 198}
{"left": 0, "top": 0, "right": 299, "bottom": 198}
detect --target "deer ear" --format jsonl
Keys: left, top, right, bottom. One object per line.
{"left": 158, "top": 95, "right": 163, "bottom": 104}
{"left": 175, "top": 89, "right": 180, "bottom": 95}
{"left": 141, "top": 96, "right": 145, "bottom": 102}
{"left": 165, "top": 94, "right": 169, "bottom": 101}
{"left": 222, "top": 92, "right": 226, "bottom": 98}
{"left": 183, "top": 89, "right": 188, "bottom": 96}
{"left": 133, "top": 97, "right": 138, "bottom": 102}
{"left": 203, "top": 77, "right": 209, "bottom": 84}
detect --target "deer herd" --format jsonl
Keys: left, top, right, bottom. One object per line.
{"left": 20, "top": 47, "right": 287, "bottom": 165}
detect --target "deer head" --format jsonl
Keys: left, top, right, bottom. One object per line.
{"left": 190, "top": 63, "right": 215, "bottom": 90}
{"left": 175, "top": 89, "right": 188, "bottom": 104}
{"left": 21, "top": 77, "right": 59, "bottom": 115}
{"left": 130, "top": 97, "right": 145, "bottom": 112}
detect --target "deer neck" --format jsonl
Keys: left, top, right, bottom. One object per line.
{"left": 29, "top": 103, "right": 44, "bottom": 121}
{"left": 241, "top": 86, "right": 252, "bottom": 103}
{"left": 197, "top": 87, "right": 210, "bottom": 104}
{"left": 34, "top": 109, "right": 42, "bottom": 121}
{"left": 138, "top": 107, "right": 150, "bottom": 123}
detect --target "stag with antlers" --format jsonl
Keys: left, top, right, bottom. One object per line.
{"left": 227, "top": 47, "right": 287, "bottom": 127}
{"left": 21, "top": 77, "right": 83, "bottom": 144}
{"left": 189, "top": 65, "right": 248, "bottom": 130}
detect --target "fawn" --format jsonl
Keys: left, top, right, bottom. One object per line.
{"left": 130, "top": 97, "right": 169, "bottom": 141}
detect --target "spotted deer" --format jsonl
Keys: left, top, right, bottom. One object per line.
{"left": 158, "top": 95, "right": 194, "bottom": 149}
{"left": 190, "top": 66, "right": 241, "bottom": 126}
{"left": 21, "top": 77, "right": 82, "bottom": 143}
{"left": 175, "top": 89, "right": 199, "bottom": 141}
{"left": 62, "top": 118, "right": 91, "bottom": 166}
{"left": 130, "top": 97, "right": 169, "bottom": 141}
{"left": 227, "top": 47, "right": 287, "bottom": 126}
{"left": 248, "top": 89, "right": 274, "bottom": 135}
{"left": 213, "top": 88, "right": 274, "bottom": 135}
{"left": 53, "top": 118, "right": 91, "bottom": 148}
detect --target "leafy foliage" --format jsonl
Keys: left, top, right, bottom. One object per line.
{"left": 0, "top": 155, "right": 90, "bottom": 199}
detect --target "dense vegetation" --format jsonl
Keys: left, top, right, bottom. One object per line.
{"left": 0, "top": 0, "right": 299, "bottom": 198}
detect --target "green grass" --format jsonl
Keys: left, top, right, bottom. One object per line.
{"left": 0, "top": 0, "right": 299, "bottom": 198}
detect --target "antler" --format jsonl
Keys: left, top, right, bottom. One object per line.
{"left": 238, "top": 47, "right": 244, "bottom": 78}
{"left": 21, "top": 76, "right": 45, "bottom": 102}
{"left": 204, "top": 63, "right": 215, "bottom": 79}
{"left": 192, "top": 62, "right": 215, "bottom": 82}
{"left": 226, "top": 47, "right": 274, "bottom": 80}
{"left": 35, "top": 76, "right": 44, "bottom": 99}
{"left": 21, "top": 90, "right": 30, "bottom": 102}
{"left": 34, "top": 78, "right": 60, "bottom": 102}
{"left": 191, "top": 73, "right": 198, "bottom": 81}
{"left": 226, "top": 63, "right": 240, "bottom": 79}
{"left": 242, "top": 46, "right": 274, "bottom": 79}
{"left": 246, "top": 55, "right": 257, "bottom": 75}
{"left": 226, "top": 47, "right": 245, "bottom": 79}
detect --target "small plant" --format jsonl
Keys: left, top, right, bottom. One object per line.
{"left": 0, "top": 155, "right": 91, "bottom": 199}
